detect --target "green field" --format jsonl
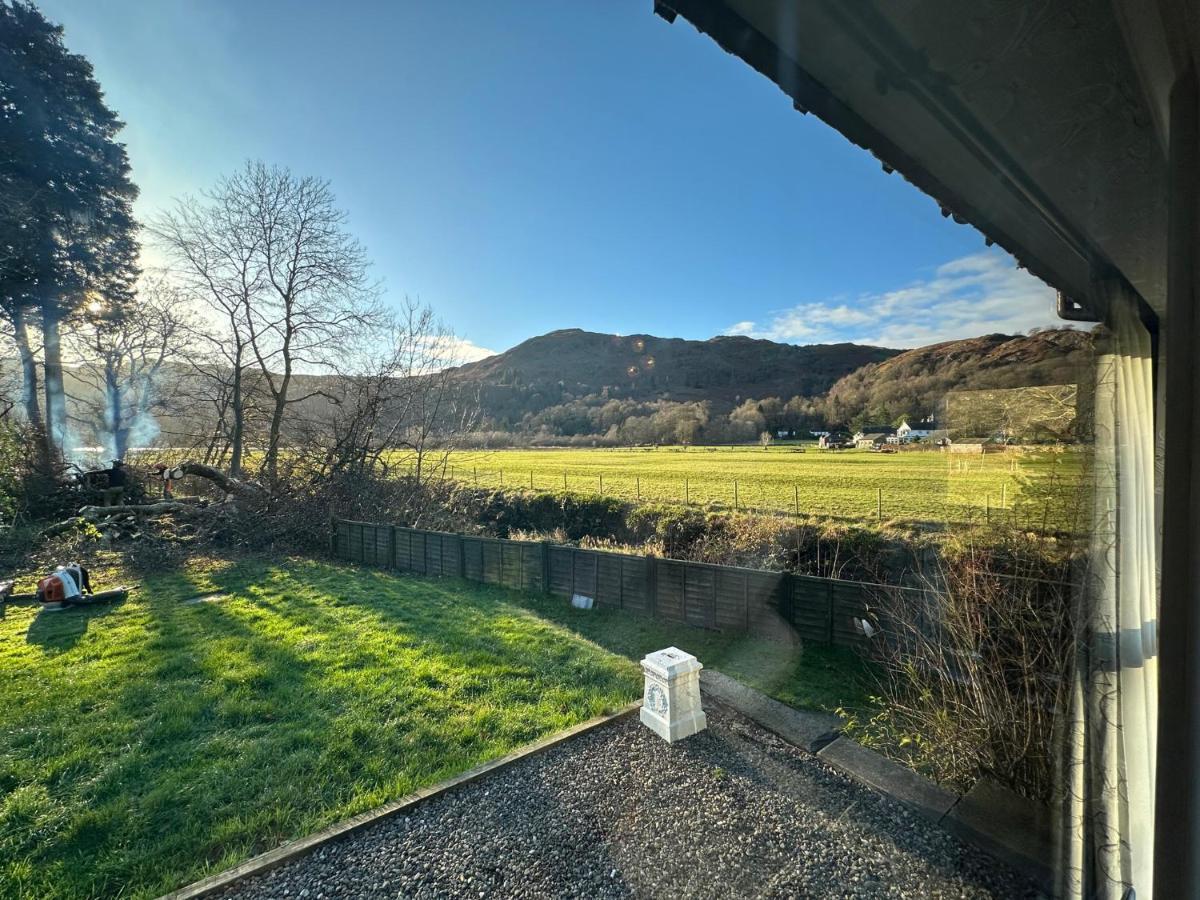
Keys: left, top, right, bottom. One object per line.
{"left": 428, "top": 444, "right": 1087, "bottom": 526}
{"left": 0, "top": 553, "right": 867, "bottom": 899}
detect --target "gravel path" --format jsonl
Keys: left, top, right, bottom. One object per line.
{"left": 221, "top": 704, "right": 1043, "bottom": 899}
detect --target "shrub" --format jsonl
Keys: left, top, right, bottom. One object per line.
{"left": 846, "top": 527, "right": 1077, "bottom": 799}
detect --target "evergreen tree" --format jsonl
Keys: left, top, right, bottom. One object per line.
{"left": 0, "top": 0, "right": 139, "bottom": 464}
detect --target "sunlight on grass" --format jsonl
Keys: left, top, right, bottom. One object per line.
{"left": 0, "top": 557, "right": 640, "bottom": 899}
{"left": 0, "top": 555, "right": 871, "bottom": 898}
{"left": 411, "top": 444, "right": 1086, "bottom": 526}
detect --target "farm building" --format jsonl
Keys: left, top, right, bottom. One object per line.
{"left": 855, "top": 433, "right": 889, "bottom": 449}
{"left": 851, "top": 425, "right": 896, "bottom": 443}
{"left": 817, "top": 432, "right": 850, "bottom": 449}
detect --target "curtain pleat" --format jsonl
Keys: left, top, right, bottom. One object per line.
{"left": 1058, "top": 280, "right": 1157, "bottom": 900}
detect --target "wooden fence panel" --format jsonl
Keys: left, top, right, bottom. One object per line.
{"left": 655, "top": 560, "right": 686, "bottom": 623}
{"left": 393, "top": 528, "right": 412, "bottom": 571}
{"left": 791, "top": 575, "right": 833, "bottom": 644}
{"left": 714, "top": 568, "right": 748, "bottom": 631}
{"left": 481, "top": 539, "right": 501, "bottom": 585}
{"left": 746, "top": 571, "right": 785, "bottom": 635}
{"left": 462, "top": 537, "right": 484, "bottom": 581}
{"left": 500, "top": 541, "right": 522, "bottom": 590}
{"left": 521, "top": 544, "right": 544, "bottom": 593}
{"left": 368, "top": 524, "right": 390, "bottom": 567}
{"left": 331, "top": 519, "right": 916, "bottom": 645}
{"left": 594, "top": 553, "right": 623, "bottom": 608}
{"left": 415, "top": 530, "right": 432, "bottom": 575}
{"left": 831, "top": 580, "right": 870, "bottom": 648}
{"left": 548, "top": 547, "right": 573, "bottom": 597}
{"left": 621, "top": 557, "right": 651, "bottom": 613}
{"left": 432, "top": 535, "right": 451, "bottom": 578}
{"left": 571, "top": 550, "right": 598, "bottom": 600}
{"left": 683, "top": 563, "right": 715, "bottom": 629}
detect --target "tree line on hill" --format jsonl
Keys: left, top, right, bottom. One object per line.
{"left": 456, "top": 328, "right": 1094, "bottom": 446}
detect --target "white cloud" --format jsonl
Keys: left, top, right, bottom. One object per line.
{"left": 446, "top": 337, "right": 497, "bottom": 364}
{"left": 723, "top": 251, "right": 1069, "bottom": 348}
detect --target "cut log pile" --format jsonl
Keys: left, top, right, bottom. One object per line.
{"left": 41, "top": 461, "right": 270, "bottom": 542}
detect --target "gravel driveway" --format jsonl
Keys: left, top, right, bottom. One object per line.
{"left": 220, "top": 704, "right": 1042, "bottom": 899}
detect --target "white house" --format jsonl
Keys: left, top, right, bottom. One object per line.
{"left": 896, "top": 418, "right": 935, "bottom": 441}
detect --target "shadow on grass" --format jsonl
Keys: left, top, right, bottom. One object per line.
{"left": 25, "top": 600, "right": 124, "bottom": 652}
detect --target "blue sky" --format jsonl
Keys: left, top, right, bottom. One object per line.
{"left": 40, "top": 0, "right": 1060, "bottom": 358}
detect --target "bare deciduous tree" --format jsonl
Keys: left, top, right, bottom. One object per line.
{"left": 152, "top": 178, "right": 265, "bottom": 477}
{"left": 303, "top": 299, "right": 479, "bottom": 487}
{"left": 153, "top": 161, "right": 380, "bottom": 480}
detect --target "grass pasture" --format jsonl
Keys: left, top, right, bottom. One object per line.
{"left": 0, "top": 554, "right": 868, "bottom": 899}
{"left": 430, "top": 444, "right": 1087, "bottom": 526}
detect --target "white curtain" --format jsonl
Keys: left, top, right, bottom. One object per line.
{"left": 1059, "top": 279, "right": 1158, "bottom": 899}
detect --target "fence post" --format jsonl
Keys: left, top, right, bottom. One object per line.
{"left": 734, "top": 480, "right": 739, "bottom": 510}
{"left": 329, "top": 514, "right": 338, "bottom": 558}
{"left": 986, "top": 494, "right": 991, "bottom": 523}
{"left": 794, "top": 484, "right": 799, "bottom": 517}
{"left": 389, "top": 524, "right": 397, "bottom": 569}
{"left": 541, "top": 541, "right": 551, "bottom": 594}
{"left": 599, "top": 474, "right": 603, "bottom": 495}
{"left": 636, "top": 476, "right": 640, "bottom": 501}
{"left": 458, "top": 534, "right": 466, "bottom": 579}
{"left": 876, "top": 488, "right": 882, "bottom": 520}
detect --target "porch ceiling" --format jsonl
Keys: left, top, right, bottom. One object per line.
{"left": 655, "top": 0, "right": 1173, "bottom": 316}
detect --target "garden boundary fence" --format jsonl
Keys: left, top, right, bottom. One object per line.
{"left": 331, "top": 518, "right": 931, "bottom": 648}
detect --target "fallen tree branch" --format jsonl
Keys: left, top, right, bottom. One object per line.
{"left": 175, "top": 461, "right": 268, "bottom": 498}
{"left": 77, "top": 500, "right": 203, "bottom": 519}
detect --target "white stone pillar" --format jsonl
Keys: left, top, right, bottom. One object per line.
{"left": 640, "top": 647, "right": 706, "bottom": 743}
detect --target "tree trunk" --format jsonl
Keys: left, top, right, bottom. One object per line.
{"left": 40, "top": 307, "right": 66, "bottom": 462}
{"left": 265, "top": 367, "right": 291, "bottom": 482}
{"left": 229, "top": 360, "right": 244, "bottom": 478}
{"left": 13, "top": 309, "right": 52, "bottom": 471}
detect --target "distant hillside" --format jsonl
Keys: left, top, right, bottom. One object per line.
{"left": 448, "top": 328, "right": 901, "bottom": 426}
{"left": 820, "top": 329, "right": 1094, "bottom": 426}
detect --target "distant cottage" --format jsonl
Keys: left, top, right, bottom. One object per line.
{"left": 852, "top": 425, "right": 896, "bottom": 443}
{"left": 855, "top": 433, "right": 890, "bottom": 449}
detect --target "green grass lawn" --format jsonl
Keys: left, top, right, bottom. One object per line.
{"left": 418, "top": 444, "right": 1087, "bottom": 526}
{"left": 0, "top": 554, "right": 870, "bottom": 899}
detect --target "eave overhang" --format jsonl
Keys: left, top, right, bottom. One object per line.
{"left": 655, "top": 0, "right": 1172, "bottom": 317}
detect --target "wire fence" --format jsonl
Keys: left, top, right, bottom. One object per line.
{"left": 410, "top": 460, "right": 1086, "bottom": 530}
